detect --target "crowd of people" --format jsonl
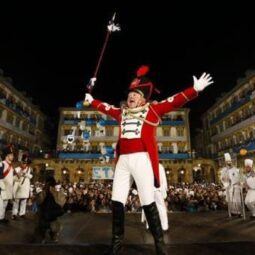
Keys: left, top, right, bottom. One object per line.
{"left": 27, "top": 181, "right": 227, "bottom": 214}
{"left": 2, "top": 144, "right": 255, "bottom": 251}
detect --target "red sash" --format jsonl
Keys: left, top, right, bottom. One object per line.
{"left": 3, "top": 163, "right": 12, "bottom": 177}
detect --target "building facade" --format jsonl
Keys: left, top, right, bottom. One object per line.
{"left": 0, "top": 72, "right": 48, "bottom": 157}
{"left": 31, "top": 105, "right": 216, "bottom": 184}
{"left": 202, "top": 70, "right": 255, "bottom": 168}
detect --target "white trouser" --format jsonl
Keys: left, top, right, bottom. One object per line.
{"left": 141, "top": 190, "right": 169, "bottom": 230}
{"left": 0, "top": 197, "right": 9, "bottom": 220}
{"left": 154, "top": 190, "right": 168, "bottom": 230}
{"left": 112, "top": 152, "right": 155, "bottom": 206}
{"left": 245, "top": 190, "right": 255, "bottom": 216}
{"left": 12, "top": 198, "right": 27, "bottom": 216}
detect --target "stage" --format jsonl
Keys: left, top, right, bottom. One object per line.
{"left": 0, "top": 211, "right": 255, "bottom": 254}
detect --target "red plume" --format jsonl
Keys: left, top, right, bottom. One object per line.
{"left": 137, "top": 65, "right": 149, "bottom": 77}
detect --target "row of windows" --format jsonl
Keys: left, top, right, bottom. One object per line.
{"left": 0, "top": 107, "right": 36, "bottom": 134}
{"left": 0, "top": 89, "right": 37, "bottom": 124}
{"left": 208, "top": 102, "right": 255, "bottom": 137}
{"left": 62, "top": 127, "right": 186, "bottom": 137}
{"left": 215, "top": 131, "right": 255, "bottom": 151}
{"left": 209, "top": 84, "right": 255, "bottom": 121}
{"left": 63, "top": 112, "right": 185, "bottom": 121}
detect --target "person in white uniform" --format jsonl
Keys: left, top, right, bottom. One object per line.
{"left": 12, "top": 154, "right": 33, "bottom": 220}
{"left": 0, "top": 145, "right": 15, "bottom": 224}
{"left": 141, "top": 163, "right": 168, "bottom": 231}
{"left": 220, "top": 153, "right": 242, "bottom": 217}
{"left": 243, "top": 159, "right": 255, "bottom": 218}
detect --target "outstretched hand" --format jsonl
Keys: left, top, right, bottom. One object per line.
{"left": 193, "top": 73, "right": 214, "bottom": 92}
{"left": 83, "top": 93, "right": 94, "bottom": 106}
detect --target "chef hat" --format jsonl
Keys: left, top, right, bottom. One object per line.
{"left": 244, "top": 159, "right": 253, "bottom": 167}
{"left": 224, "top": 153, "right": 232, "bottom": 162}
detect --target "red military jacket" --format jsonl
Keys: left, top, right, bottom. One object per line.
{"left": 91, "top": 87, "right": 198, "bottom": 187}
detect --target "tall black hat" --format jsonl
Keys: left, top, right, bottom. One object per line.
{"left": 1, "top": 144, "right": 15, "bottom": 159}
{"left": 21, "top": 154, "right": 32, "bottom": 164}
{"left": 129, "top": 65, "right": 160, "bottom": 100}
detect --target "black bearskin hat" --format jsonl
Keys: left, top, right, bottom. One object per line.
{"left": 1, "top": 144, "right": 15, "bottom": 159}
{"left": 129, "top": 65, "right": 160, "bottom": 100}
{"left": 21, "top": 154, "right": 32, "bottom": 164}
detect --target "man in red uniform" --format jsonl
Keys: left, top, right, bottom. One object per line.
{"left": 85, "top": 66, "right": 213, "bottom": 255}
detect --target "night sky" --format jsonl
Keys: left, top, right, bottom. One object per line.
{"left": 1, "top": 2, "right": 255, "bottom": 146}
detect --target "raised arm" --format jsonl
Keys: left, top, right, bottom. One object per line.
{"left": 84, "top": 93, "right": 121, "bottom": 121}
{"left": 151, "top": 73, "right": 213, "bottom": 116}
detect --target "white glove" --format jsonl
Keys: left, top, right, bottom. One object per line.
{"left": 84, "top": 93, "right": 94, "bottom": 104}
{"left": 107, "top": 22, "right": 121, "bottom": 32}
{"left": 89, "top": 77, "right": 97, "bottom": 87}
{"left": 193, "top": 73, "right": 214, "bottom": 92}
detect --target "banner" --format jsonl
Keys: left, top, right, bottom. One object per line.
{"left": 92, "top": 166, "right": 114, "bottom": 180}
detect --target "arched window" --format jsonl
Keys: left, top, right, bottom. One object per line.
{"left": 178, "top": 167, "right": 185, "bottom": 183}
{"left": 61, "top": 166, "right": 70, "bottom": 182}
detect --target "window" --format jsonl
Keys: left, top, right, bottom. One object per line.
{"left": 106, "top": 127, "right": 113, "bottom": 136}
{"left": 163, "top": 128, "right": 170, "bottom": 137}
{"left": 6, "top": 111, "right": 14, "bottom": 125}
{"left": 177, "top": 127, "right": 184, "bottom": 137}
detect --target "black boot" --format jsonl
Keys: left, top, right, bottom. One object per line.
{"left": 105, "top": 201, "right": 125, "bottom": 255}
{"left": 143, "top": 202, "right": 168, "bottom": 255}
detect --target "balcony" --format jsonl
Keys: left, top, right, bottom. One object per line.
{"left": 210, "top": 94, "right": 251, "bottom": 125}
{"left": 63, "top": 119, "right": 118, "bottom": 125}
{"left": 233, "top": 139, "right": 255, "bottom": 154}
{"left": 159, "top": 153, "right": 189, "bottom": 159}
{"left": 157, "top": 136, "right": 187, "bottom": 142}
{"left": 213, "top": 138, "right": 255, "bottom": 159}
{"left": 58, "top": 152, "right": 115, "bottom": 160}
{"left": 58, "top": 151, "right": 189, "bottom": 160}
{"left": 0, "top": 96, "right": 36, "bottom": 125}
{"left": 161, "top": 120, "right": 185, "bottom": 126}
{"left": 211, "top": 115, "right": 255, "bottom": 142}
{"left": 0, "top": 119, "right": 35, "bottom": 140}
{"left": 61, "top": 135, "right": 118, "bottom": 142}
{"left": 63, "top": 119, "right": 185, "bottom": 126}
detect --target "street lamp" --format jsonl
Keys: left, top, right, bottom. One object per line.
{"left": 75, "top": 166, "right": 85, "bottom": 182}
{"left": 76, "top": 166, "right": 84, "bottom": 175}
{"left": 179, "top": 168, "right": 185, "bottom": 183}
{"left": 61, "top": 166, "right": 68, "bottom": 175}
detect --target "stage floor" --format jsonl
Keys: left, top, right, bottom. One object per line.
{"left": 0, "top": 211, "right": 255, "bottom": 254}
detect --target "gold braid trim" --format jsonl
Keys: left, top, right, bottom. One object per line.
{"left": 181, "top": 92, "right": 189, "bottom": 102}
{"left": 128, "top": 113, "right": 159, "bottom": 127}
{"left": 124, "top": 103, "right": 160, "bottom": 127}
{"left": 96, "top": 103, "right": 102, "bottom": 109}
{"left": 149, "top": 105, "right": 162, "bottom": 125}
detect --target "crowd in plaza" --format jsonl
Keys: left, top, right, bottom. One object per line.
{"left": 27, "top": 181, "right": 228, "bottom": 214}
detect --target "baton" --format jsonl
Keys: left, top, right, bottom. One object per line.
{"left": 83, "top": 13, "right": 120, "bottom": 106}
